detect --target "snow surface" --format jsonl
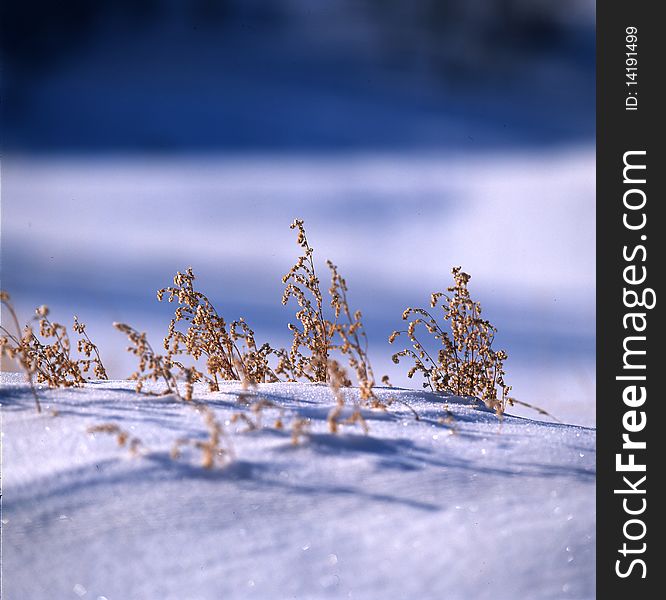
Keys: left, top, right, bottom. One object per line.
{"left": 1, "top": 374, "right": 595, "bottom": 599}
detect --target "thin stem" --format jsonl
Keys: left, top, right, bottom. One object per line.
{"left": 1, "top": 300, "right": 42, "bottom": 412}
{"left": 80, "top": 327, "right": 107, "bottom": 379}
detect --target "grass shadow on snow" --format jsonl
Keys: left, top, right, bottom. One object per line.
{"left": 306, "top": 432, "right": 418, "bottom": 456}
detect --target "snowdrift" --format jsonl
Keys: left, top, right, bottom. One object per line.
{"left": 1, "top": 375, "right": 595, "bottom": 599}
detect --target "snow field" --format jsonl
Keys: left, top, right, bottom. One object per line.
{"left": 2, "top": 375, "right": 595, "bottom": 599}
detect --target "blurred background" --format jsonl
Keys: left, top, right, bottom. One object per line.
{"left": 1, "top": 0, "right": 595, "bottom": 425}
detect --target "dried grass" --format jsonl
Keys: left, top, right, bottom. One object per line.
{"left": 1, "top": 291, "right": 41, "bottom": 411}
{"left": 87, "top": 423, "right": 142, "bottom": 456}
{"left": 159, "top": 268, "right": 280, "bottom": 389}
{"left": 4, "top": 219, "right": 549, "bottom": 469}
{"left": 390, "top": 266, "right": 511, "bottom": 417}
{"left": 290, "top": 417, "right": 311, "bottom": 445}
{"left": 327, "top": 260, "right": 385, "bottom": 409}
{"left": 280, "top": 219, "right": 330, "bottom": 382}
{"left": 113, "top": 322, "right": 186, "bottom": 397}
{"left": 171, "top": 404, "right": 233, "bottom": 469}
{"left": 231, "top": 398, "right": 285, "bottom": 432}
{"left": 326, "top": 359, "right": 368, "bottom": 435}
{"left": 1, "top": 291, "right": 108, "bottom": 412}
{"left": 281, "top": 221, "right": 390, "bottom": 421}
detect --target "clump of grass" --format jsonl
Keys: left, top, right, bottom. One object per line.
{"left": 87, "top": 423, "right": 142, "bottom": 456}
{"left": 390, "top": 266, "right": 511, "bottom": 416}
{"left": 158, "top": 268, "right": 280, "bottom": 389}
{"left": 113, "top": 322, "right": 195, "bottom": 399}
{"left": 279, "top": 220, "right": 400, "bottom": 428}
{"left": 112, "top": 320, "right": 235, "bottom": 468}
{"left": 33, "top": 306, "right": 88, "bottom": 387}
{"left": 280, "top": 219, "right": 330, "bottom": 382}
{"left": 327, "top": 260, "right": 385, "bottom": 409}
{"left": 1, "top": 292, "right": 107, "bottom": 411}
{"left": 34, "top": 307, "right": 107, "bottom": 386}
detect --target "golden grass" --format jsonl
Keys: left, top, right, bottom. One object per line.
{"left": 280, "top": 219, "right": 330, "bottom": 382}
{"left": 171, "top": 404, "right": 233, "bottom": 469}
{"left": 113, "top": 322, "right": 187, "bottom": 398}
{"left": 87, "top": 423, "right": 142, "bottom": 456}
{"left": 389, "top": 266, "right": 536, "bottom": 419}
{"left": 2, "top": 219, "right": 547, "bottom": 468}
{"left": 1, "top": 291, "right": 108, "bottom": 412}
{"left": 158, "top": 268, "right": 281, "bottom": 389}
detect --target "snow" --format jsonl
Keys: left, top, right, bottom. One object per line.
{"left": 1, "top": 374, "right": 595, "bottom": 599}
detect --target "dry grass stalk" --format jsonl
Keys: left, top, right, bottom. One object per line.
{"left": 158, "top": 268, "right": 280, "bottom": 389}
{"left": 280, "top": 221, "right": 383, "bottom": 399}
{"left": 87, "top": 423, "right": 142, "bottom": 456}
{"left": 171, "top": 405, "right": 233, "bottom": 469}
{"left": 32, "top": 306, "right": 86, "bottom": 387}
{"left": 113, "top": 322, "right": 183, "bottom": 397}
{"left": 438, "top": 406, "right": 457, "bottom": 432}
{"left": 1, "top": 292, "right": 108, "bottom": 411}
{"left": 230, "top": 412, "right": 258, "bottom": 432}
{"left": 231, "top": 398, "right": 285, "bottom": 432}
{"left": 327, "top": 260, "right": 387, "bottom": 409}
{"left": 390, "top": 267, "right": 511, "bottom": 417}
{"left": 290, "top": 417, "right": 310, "bottom": 445}
{"left": 34, "top": 309, "right": 107, "bottom": 386}
{"left": 1, "top": 291, "right": 42, "bottom": 411}
{"left": 73, "top": 316, "right": 108, "bottom": 379}
{"left": 280, "top": 221, "right": 394, "bottom": 422}
{"left": 326, "top": 359, "right": 368, "bottom": 435}
{"left": 280, "top": 219, "right": 330, "bottom": 382}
